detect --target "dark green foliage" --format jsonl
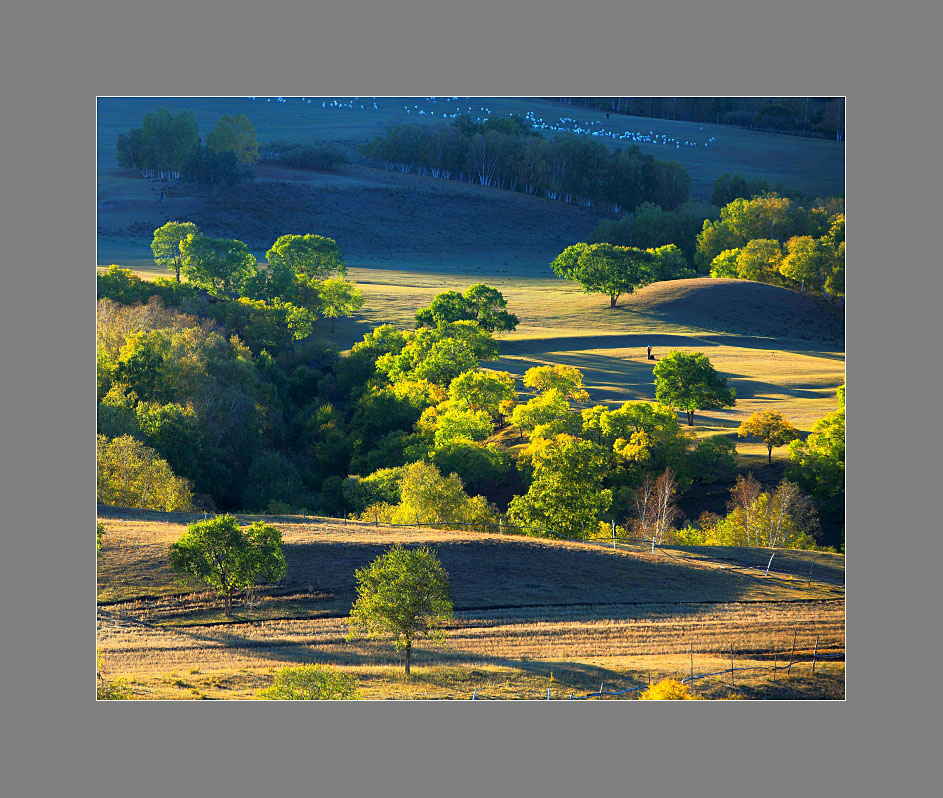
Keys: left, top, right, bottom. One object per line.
{"left": 689, "top": 435, "right": 738, "bottom": 483}
{"left": 360, "top": 124, "right": 690, "bottom": 210}
{"left": 430, "top": 441, "right": 512, "bottom": 496}
{"left": 261, "top": 141, "right": 350, "bottom": 171}
{"left": 653, "top": 351, "right": 736, "bottom": 426}
{"left": 415, "top": 284, "right": 518, "bottom": 332}
{"left": 116, "top": 107, "right": 199, "bottom": 178}
{"left": 182, "top": 145, "right": 249, "bottom": 188}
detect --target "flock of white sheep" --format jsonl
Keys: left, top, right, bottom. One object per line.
{"left": 244, "top": 96, "right": 719, "bottom": 149}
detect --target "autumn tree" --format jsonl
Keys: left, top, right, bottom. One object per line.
{"left": 206, "top": 113, "right": 259, "bottom": 165}
{"left": 151, "top": 221, "right": 201, "bottom": 283}
{"left": 631, "top": 468, "right": 682, "bottom": 554}
{"left": 97, "top": 434, "right": 193, "bottom": 511}
{"left": 168, "top": 515, "right": 286, "bottom": 615}
{"left": 736, "top": 238, "right": 783, "bottom": 283}
{"left": 738, "top": 410, "right": 800, "bottom": 466}
{"left": 779, "top": 236, "right": 828, "bottom": 294}
{"left": 521, "top": 364, "right": 589, "bottom": 402}
{"left": 653, "top": 351, "right": 736, "bottom": 426}
{"left": 346, "top": 545, "right": 454, "bottom": 676}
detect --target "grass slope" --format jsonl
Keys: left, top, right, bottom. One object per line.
{"left": 98, "top": 96, "right": 844, "bottom": 268}
{"left": 97, "top": 510, "right": 844, "bottom": 699}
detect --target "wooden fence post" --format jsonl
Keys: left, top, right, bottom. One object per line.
{"left": 499, "top": 516, "right": 503, "bottom": 535}
{"left": 611, "top": 519, "right": 616, "bottom": 549}
{"left": 787, "top": 629, "right": 797, "bottom": 676}
{"left": 812, "top": 633, "right": 819, "bottom": 674}
{"left": 730, "top": 644, "right": 734, "bottom": 687}
{"left": 808, "top": 555, "right": 816, "bottom": 585}
{"left": 690, "top": 641, "right": 694, "bottom": 681}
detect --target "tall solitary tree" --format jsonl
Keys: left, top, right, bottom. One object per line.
{"left": 551, "top": 242, "right": 654, "bottom": 308}
{"left": 653, "top": 351, "right": 736, "bottom": 426}
{"left": 318, "top": 277, "right": 365, "bottom": 332}
{"left": 737, "top": 410, "right": 800, "bottom": 466}
{"left": 346, "top": 545, "right": 454, "bottom": 676}
{"left": 168, "top": 515, "right": 286, "bottom": 616}
{"left": 151, "top": 221, "right": 201, "bottom": 283}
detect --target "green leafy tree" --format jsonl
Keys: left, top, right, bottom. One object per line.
{"left": 508, "top": 434, "right": 612, "bottom": 537}
{"left": 151, "top": 221, "right": 201, "bottom": 283}
{"left": 648, "top": 244, "right": 694, "bottom": 282}
{"left": 709, "top": 248, "right": 741, "bottom": 279}
{"left": 116, "top": 108, "right": 199, "bottom": 179}
{"left": 180, "top": 233, "right": 258, "bottom": 297}
{"left": 206, "top": 113, "right": 259, "bottom": 165}
{"left": 259, "top": 665, "right": 359, "bottom": 700}
{"left": 787, "top": 384, "right": 844, "bottom": 511}
{"left": 551, "top": 242, "right": 654, "bottom": 308}
{"left": 432, "top": 404, "right": 495, "bottom": 449}
{"left": 653, "top": 351, "right": 736, "bottom": 426}
{"left": 168, "top": 515, "right": 286, "bottom": 615}
{"left": 509, "top": 389, "right": 578, "bottom": 440}
{"left": 362, "top": 460, "right": 498, "bottom": 528}
{"left": 689, "top": 435, "right": 738, "bottom": 483}
{"left": 346, "top": 545, "right": 454, "bottom": 676}
{"left": 415, "top": 284, "right": 518, "bottom": 332}
{"left": 265, "top": 234, "right": 346, "bottom": 291}
{"left": 429, "top": 441, "right": 512, "bottom": 495}
{"left": 97, "top": 523, "right": 105, "bottom": 556}
{"left": 97, "top": 434, "right": 193, "bottom": 511}
{"left": 738, "top": 410, "right": 800, "bottom": 466}
{"left": 521, "top": 364, "right": 589, "bottom": 402}
{"left": 461, "top": 284, "right": 519, "bottom": 332}
{"left": 318, "top": 277, "right": 365, "bottom": 332}
{"left": 447, "top": 370, "right": 516, "bottom": 419}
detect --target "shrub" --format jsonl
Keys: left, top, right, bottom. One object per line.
{"left": 258, "top": 665, "right": 359, "bottom": 700}
{"left": 638, "top": 678, "right": 699, "bottom": 700}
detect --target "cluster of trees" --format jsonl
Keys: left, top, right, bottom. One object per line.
{"left": 360, "top": 120, "right": 691, "bottom": 211}
{"left": 698, "top": 194, "right": 845, "bottom": 300}
{"left": 117, "top": 108, "right": 258, "bottom": 184}
{"left": 550, "top": 241, "right": 694, "bottom": 306}
{"left": 552, "top": 97, "right": 845, "bottom": 140}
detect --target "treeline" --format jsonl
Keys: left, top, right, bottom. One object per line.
{"left": 360, "top": 119, "right": 691, "bottom": 211}
{"left": 550, "top": 97, "right": 846, "bottom": 140}
{"left": 258, "top": 141, "right": 350, "bottom": 171}
{"left": 117, "top": 108, "right": 259, "bottom": 184}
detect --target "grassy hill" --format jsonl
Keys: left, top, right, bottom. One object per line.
{"left": 97, "top": 96, "right": 844, "bottom": 269}
{"left": 97, "top": 509, "right": 844, "bottom": 700}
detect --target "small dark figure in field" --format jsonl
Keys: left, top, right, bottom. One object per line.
{"left": 159, "top": 189, "right": 164, "bottom": 201}
{"left": 606, "top": 112, "right": 610, "bottom": 120}
{"left": 647, "top": 346, "right": 655, "bottom": 361}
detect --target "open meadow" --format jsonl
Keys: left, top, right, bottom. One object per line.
{"left": 97, "top": 508, "right": 844, "bottom": 700}
{"left": 97, "top": 97, "right": 844, "bottom": 699}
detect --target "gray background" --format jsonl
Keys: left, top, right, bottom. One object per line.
{"left": 2, "top": 0, "right": 939, "bottom": 796}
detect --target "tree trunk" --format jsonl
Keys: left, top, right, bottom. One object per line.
{"left": 225, "top": 593, "right": 232, "bottom": 616}
{"left": 404, "top": 643, "right": 411, "bottom": 676}
{"left": 687, "top": 411, "right": 694, "bottom": 426}
{"left": 610, "top": 295, "right": 618, "bottom": 308}
{"left": 768, "top": 446, "right": 773, "bottom": 466}
{"left": 175, "top": 264, "right": 181, "bottom": 283}
{"left": 330, "top": 317, "right": 335, "bottom": 333}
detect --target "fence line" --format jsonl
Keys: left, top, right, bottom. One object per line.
{"left": 98, "top": 504, "right": 844, "bottom": 590}
{"left": 467, "top": 639, "right": 845, "bottom": 699}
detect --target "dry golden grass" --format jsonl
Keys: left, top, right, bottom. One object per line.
{"left": 98, "top": 511, "right": 844, "bottom": 699}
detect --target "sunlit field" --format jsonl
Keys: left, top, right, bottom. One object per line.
{"left": 97, "top": 511, "right": 844, "bottom": 700}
